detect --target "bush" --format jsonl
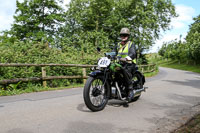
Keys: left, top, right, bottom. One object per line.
{"left": 0, "top": 40, "right": 100, "bottom": 89}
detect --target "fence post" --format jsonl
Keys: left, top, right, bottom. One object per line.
{"left": 82, "top": 68, "right": 86, "bottom": 84}
{"left": 142, "top": 67, "right": 144, "bottom": 73}
{"left": 42, "top": 67, "right": 47, "bottom": 87}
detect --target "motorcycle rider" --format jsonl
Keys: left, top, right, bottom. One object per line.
{"left": 115, "top": 27, "right": 137, "bottom": 102}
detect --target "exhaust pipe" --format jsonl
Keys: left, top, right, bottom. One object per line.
{"left": 133, "top": 87, "right": 147, "bottom": 97}
{"left": 115, "top": 82, "right": 147, "bottom": 101}
{"left": 115, "top": 82, "right": 127, "bottom": 101}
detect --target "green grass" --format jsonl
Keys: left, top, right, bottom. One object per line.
{"left": 48, "top": 84, "right": 84, "bottom": 91}
{"left": 159, "top": 59, "right": 200, "bottom": 74}
{"left": 0, "top": 83, "right": 84, "bottom": 96}
{"left": 174, "top": 113, "right": 200, "bottom": 133}
{"left": 144, "top": 68, "right": 159, "bottom": 77}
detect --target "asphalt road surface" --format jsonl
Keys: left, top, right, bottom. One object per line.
{"left": 0, "top": 67, "right": 200, "bottom": 133}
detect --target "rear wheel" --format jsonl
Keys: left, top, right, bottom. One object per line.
{"left": 131, "top": 73, "right": 143, "bottom": 101}
{"left": 83, "top": 76, "right": 109, "bottom": 112}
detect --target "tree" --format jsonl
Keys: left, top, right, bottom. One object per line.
{"left": 123, "top": 0, "right": 177, "bottom": 57}
{"left": 158, "top": 14, "right": 200, "bottom": 64}
{"left": 11, "top": 0, "right": 65, "bottom": 42}
{"left": 62, "top": 0, "right": 177, "bottom": 57}
{"left": 186, "top": 15, "right": 200, "bottom": 64}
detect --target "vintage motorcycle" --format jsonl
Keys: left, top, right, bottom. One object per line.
{"left": 83, "top": 48, "right": 146, "bottom": 112}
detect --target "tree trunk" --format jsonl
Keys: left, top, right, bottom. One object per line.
{"left": 95, "top": 16, "right": 99, "bottom": 47}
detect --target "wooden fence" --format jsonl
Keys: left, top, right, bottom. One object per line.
{"left": 0, "top": 63, "right": 156, "bottom": 86}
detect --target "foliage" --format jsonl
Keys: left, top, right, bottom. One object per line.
{"left": 185, "top": 15, "right": 200, "bottom": 63}
{"left": 0, "top": 82, "right": 84, "bottom": 96}
{"left": 158, "top": 15, "right": 200, "bottom": 64}
{"left": 10, "top": 0, "right": 65, "bottom": 42}
{"left": 0, "top": 83, "right": 46, "bottom": 96}
{"left": 0, "top": 0, "right": 177, "bottom": 59}
{"left": 7, "top": 81, "right": 22, "bottom": 90}
{"left": 61, "top": 0, "right": 177, "bottom": 57}
{"left": 0, "top": 40, "right": 100, "bottom": 89}
{"left": 0, "top": 0, "right": 177, "bottom": 92}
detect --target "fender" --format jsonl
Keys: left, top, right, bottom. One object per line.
{"left": 89, "top": 70, "right": 104, "bottom": 77}
{"left": 133, "top": 70, "right": 145, "bottom": 84}
{"left": 88, "top": 70, "right": 111, "bottom": 98}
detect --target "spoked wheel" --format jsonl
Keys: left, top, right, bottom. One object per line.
{"left": 131, "top": 73, "right": 143, "bottom": 101}
{"left": 83, "top": 76, "right": 109, "bottom": 112}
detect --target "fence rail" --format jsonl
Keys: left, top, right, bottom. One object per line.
{"left": 0, "top": 63, "right": 96, "bottom": 67}
{"left": 0, "top": 63, "right": 156, "bottom": 86}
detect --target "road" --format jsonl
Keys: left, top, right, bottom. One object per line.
{"left": 0, "top": 67, "right": 200, "bottom": 133}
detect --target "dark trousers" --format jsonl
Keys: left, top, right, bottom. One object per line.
{"left": 121, "top": 63, "right": 136, "bottom": 88}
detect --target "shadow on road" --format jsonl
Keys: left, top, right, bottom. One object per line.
{"left": 185, "top": 71, "right": 200, "bottom": 76}
{"left": 77, "top": 103, "right": 92, "bottom": 112}
{"left": 107, "top": 100, "right": 129, "bottom": 108}
{"left": 77, "top": 100, "right": 129, "bottom": 112}
{"left": 168, "top": 94, "right": 200, "bottom": 105}
{"left": 163, "top": 79, "right": 200, "bottom": 89}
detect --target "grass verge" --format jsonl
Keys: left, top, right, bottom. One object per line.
{"left": 0, "top": 83, "right": 84, "bottom": 96}
{"left": 159, "top": 60, "right": 200, "bottom": 74}
{"left": 144, "top": 68, "right": 159, "bottom": 77}
{"left": 173, "top": 113, "right": 200, "bottom": 133}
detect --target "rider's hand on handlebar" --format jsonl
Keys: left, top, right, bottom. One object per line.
{"left": 120, "top": 58, "right": 127, "bottom": 62}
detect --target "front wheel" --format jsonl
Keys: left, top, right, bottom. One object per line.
{"left": 83, "top": 76, "right": 109, "bottom": 112}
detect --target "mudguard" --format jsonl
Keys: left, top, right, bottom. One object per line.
{"left": 89, "top": 70, "right": 104, "bottom": 77}
{"left": 133, "top": 70, "right": 145, "bottom": 84}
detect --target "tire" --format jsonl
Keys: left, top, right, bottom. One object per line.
{"left": 83, "top": 76, "right": 110, "bottom": 112}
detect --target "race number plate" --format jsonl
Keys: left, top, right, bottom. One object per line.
{"left": 98, "top": 57, "right": 111, "bottom": 68}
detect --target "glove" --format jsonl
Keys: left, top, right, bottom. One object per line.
{"left": 120, "top": 58, "right": 127, "bottom": 62}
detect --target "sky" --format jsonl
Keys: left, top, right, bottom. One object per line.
{"left": 151, "top": 0, "right": 200, "bottom": 52}
{"left": 0, "top": 0, "right": 200, "bottom": 53}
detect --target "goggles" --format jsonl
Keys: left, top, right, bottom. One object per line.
{"left": 120, "top": 34, "right": 129, "bottom": 37}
